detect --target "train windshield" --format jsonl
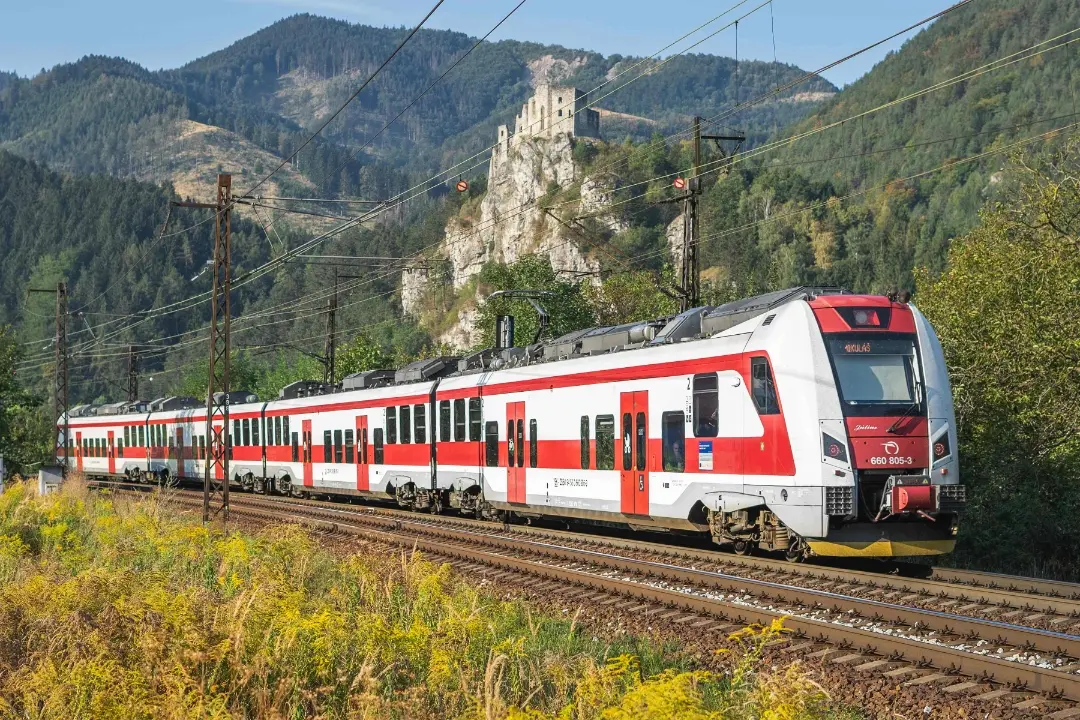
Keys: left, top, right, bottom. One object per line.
{"left": 826, "top": 335, "right": 920, "bottom": 408}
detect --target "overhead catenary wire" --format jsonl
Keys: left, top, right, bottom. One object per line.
{"left": 25, "top": 0, "right": 983, "bottom": 375}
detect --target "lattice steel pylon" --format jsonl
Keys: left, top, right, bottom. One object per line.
{"left": 204, "top": 174, "right": 232, "bottom": 525}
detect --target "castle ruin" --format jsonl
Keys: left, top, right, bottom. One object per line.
{"left": 492, "top": 84, "right": 600, "bottom": 171}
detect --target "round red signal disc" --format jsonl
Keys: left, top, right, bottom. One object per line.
{"left": 456, "top": 180, "right": 469, "bottom": 192}
{"left": 934, "top": 442, "right": 946, "bottom": 457}
{"left": 673, "top": 177, "right": 686, "bottom": 190}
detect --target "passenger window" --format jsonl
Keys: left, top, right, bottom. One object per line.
{"left": 662, "top": 411, "right": 685, "bottom": 472}
{"left": 345, "top": 430, "right": 354, "bottom": 463}
{"left": 234, "top": 420, "right": 242, "bottom": 447}
{"left": 282, "top": 416, "right": 290, "bottom": 445}
{"left": 292, "top": 432, "right": 299, "bottom": 462}
{"left": 635, "top": 412, "right": 646, "bottom": 471}
{"left": 622, "top": 413, "right": 632, "bottom": 470}
{"left": 485, "top": 421, "right": 499, "bottom": 467}
{"left": 138, "top": 426, "right": 144, "bottom": 446}
{"left": 516, "top": 419, "right": 524, "bottom": 468}
{"left": 334, "top": 430, "right": 343, "bottom": 464}
{"left": 252, "top": 418, "right": 260, "bottom": 447}
{"left": 595, "top": 415, "right": 615, "bottom": 470}
{"left": 751, "top": 357, "right": 780, "bottom": 415}
{"left": 469, "top": 398, "right": 482, "bottom": 441}
{"left": 243, "top": 419, "right": 251, "bottom": 447}
{"left": 580, "top": 415, "right": 590, "bottom": 470}
{"left": 386, "top": 407, "right": 397, "bottom": 444}
{"left": 414, "top": 404, "right": 426, "bottom": 444}
{"left": 529, "top": 419, "right": 538, "bottom": 468}
{"left": 454, "top": 399, "right": 466, "bottom": 441}
{"left": 324, "top": 431, "right": 332, "bottom": 463}
{"left": 400, "top": 406, "right": 412, "bottom": 444}
{"left": 439, "top": 401, "right": 451, "bottom": 442}
{"left": 361, "top": 428, "right": 368, "bottom": 463}
{"left": 373, "top": 428, "right": 384, "bottom": 464}
{"left": 693, "top": 373, "right": 719, "bottom": 438}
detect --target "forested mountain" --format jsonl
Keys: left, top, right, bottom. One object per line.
{"left": 0, "top": 15, "right": 835, "bottom": 199}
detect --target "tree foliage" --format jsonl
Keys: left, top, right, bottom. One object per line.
{"left": 916, "top": 142, "right": 1080, "bottom": 579}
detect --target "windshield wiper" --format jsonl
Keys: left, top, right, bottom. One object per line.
{"left": 886, "top": 402, "right": 919, "bottom": 434}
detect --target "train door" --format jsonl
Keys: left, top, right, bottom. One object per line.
{"left": 213, "top": 424, "right": 225, "bottom": 481}
{"left": 107, "top": 431, "right": 116, "bottom": 475}
{"left": 356, "top": 415, "right": 369, "bottom": 491}
{"left": 619, "top": 391, "right": 650, "bottom": 516}
{"left": 505, "top": 401, "right": 525, "bottom": 503}
{"left": 302, "top": 419, "right": 313, "bottom": 487}
{"left": 176, "top": 428, "right": 185, "bottom": 479}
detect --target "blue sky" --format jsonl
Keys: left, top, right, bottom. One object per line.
{"left": 2, "top": 0, "right": 950, "bottom": 87}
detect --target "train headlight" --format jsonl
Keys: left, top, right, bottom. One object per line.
{"left": 822, "top": 433, "right": 848, "bottom": 463}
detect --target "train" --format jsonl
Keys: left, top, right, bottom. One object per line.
{"left": 58, "top": 286, "right": 965, "bottom": 560}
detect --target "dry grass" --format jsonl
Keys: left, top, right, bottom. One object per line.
{"left": 0, "top": 479, "right": 854, "bottom": 719}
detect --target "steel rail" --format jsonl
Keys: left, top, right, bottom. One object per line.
{"left": 150, "top": 489, "right": 1080, "bottom": 704}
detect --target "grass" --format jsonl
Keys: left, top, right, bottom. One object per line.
{"left": 0, "top": 479, "right": 860, "bottom": 719}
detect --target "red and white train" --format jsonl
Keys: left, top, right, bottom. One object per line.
{"left": 59, "top": 287, "right": 965, "bottom": 559}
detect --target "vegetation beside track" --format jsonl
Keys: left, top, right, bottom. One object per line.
{"left": 0, "top": 479, "right": 858, "bottom": 720}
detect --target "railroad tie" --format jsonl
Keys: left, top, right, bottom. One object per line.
{"left": 830, "top": 653, "right": 865, "bottom": 665}
{"left": 806, "top": 647, "right": 838, "bottom": 660}
{"left": 672, "top": 614, "right": 700, "bottom": 625}
{"left": 883, "top": 666, "right": 920, "bottom": 678}
{"left": 852, "top": 660, "right": 891, "bottom": 672}
{"left": 1048, "top": 709, "right": 1080, "bottom": 719}
{"left": 902, "top": 672, "right": 952, "bottom": 687}
{"left": 956, "top": 603, "right": 983, "bottom": 613}
{"left": 941, "top": 681, "right": 980, "bottom": 694}
{"left": 971, "top": 689, "right": 1013, "bottom": 702}
{"left": 781, "top": 641, "right": 817, "bottom": 654}
{"left": 1012, "top": 697, "right": 1046, "bottom": 710}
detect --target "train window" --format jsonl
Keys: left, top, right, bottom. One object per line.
{"left": 595, "top": 415, "right": 615, "bottom": 471}
{"left": 622, "top": 413, "right": 632, "bottom": 471}
{"left": 117, "top": 438, "right": 124, "bottom": 455}
{"left": 138, "top": 426, "right": 144, "bottom": 446}
{"left": 516, "top": 419, "right": 524, "bottom": 468}
{"left": 454, "top": 399, "right": 466, "bottom": 441}
{"left": 399, "top": 406, "right": 412, "bottom": 444}
{"left": 345, "top": 430, "right": 354, "bottom": 464}
{"left": 414, "top": 404, "right": 426, "bottom": 444}
{"left": 386, "top": 407, "right": 397, "bottom": 444}
{"left": 751, "top": 357, "right": 780, "bottom": 415}
{"left": 233, "top": 420, "right": 242, "bottom": 447}
{"left": 361, "top": 428, "right": 368, "bottom": 464}
{"left": 334, "top": 430, "right": 343, "bottom": 464}
{"left": 252, "top": 419, "right": 260, "bottom": 447}
{"left": 273, "top": 417, "right": 281, "bottom": 446}
{"left": 692, "top": 374, "right": 719, "bottom": 438}
{"left": 529, "top": 419, "right": 538, "bottom": 468}
{"left": 124, "top": 427, "right": 130, "bottom": 446}
{"left": 373, "top": 429, "right": 383, "bottom": 464}
{"left": 282, "top": 417, "right": 290, "bottom": 446}
{"left": 485, "top": 421, "right": 499, "bottom": 467}
{"left": 200, "top": 436, "right": 206, "bottom": 460}
{"left": 469, "top": 398, "right": 482, "bottom": 441}
{"left": 635, "top": 412, "right": 647, "bottom": 471}
{"left": 439, "top": 401, "right": 451, "bottom": 442}
{"left": 580, "top": 416, "right": 590, "bottom": 470}
{"left": 292, "top": 433, "right": 299, "bottom": 463}
{"left": 324, "top": 431, "right": 332, "bottom": 463}
{"left": 242, "top": 419, "right": 251, "bottom": 447}
{"left": 661, "top": 412, "right": 685, "bottom": 472}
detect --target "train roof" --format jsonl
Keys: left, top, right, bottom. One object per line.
{"left": 67, "top": 286, "right": 855, "bottom": 417}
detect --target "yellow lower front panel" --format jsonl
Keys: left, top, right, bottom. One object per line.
{"left": 807, "top": 538, "right": 956, "bottom": 558}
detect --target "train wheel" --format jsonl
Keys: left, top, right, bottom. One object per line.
{"left": 733, "top": 540, "right": 752, "bottom": 556}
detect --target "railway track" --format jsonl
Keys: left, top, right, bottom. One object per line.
{"left": 99, "top": 483, "right": 1080, "bottom": 717}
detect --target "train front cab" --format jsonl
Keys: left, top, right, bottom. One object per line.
{"left": 807, "top": 295, "right": 965, "bottom": 558}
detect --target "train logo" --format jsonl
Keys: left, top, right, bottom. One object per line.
{"left": 883, "top": 441, "right": 900, "bottom": 455}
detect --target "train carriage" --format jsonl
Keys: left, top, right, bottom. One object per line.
{"left": 61, "top": 286, "right": 965, "bottom": 560}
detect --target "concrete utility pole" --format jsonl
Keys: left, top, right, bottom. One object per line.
{"left": 126, "top": 346, "right": 139, "bottom": 403}
{"left": 323, "top": 271, "right": 363, "bottom": 385}
{"left": 28, "top": 282, "right": 68, "bottom": 475}
{"left": 174, "top": 174, "right": 233, "bottom": 525}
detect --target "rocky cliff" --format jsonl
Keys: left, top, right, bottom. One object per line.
{"left": 402, "top": 132, "right": 608, "bottom": 349}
